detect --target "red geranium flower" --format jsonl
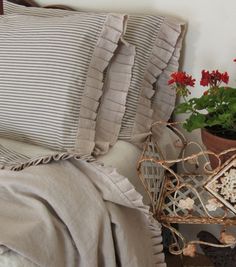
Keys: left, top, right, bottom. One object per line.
{"left": 200, "top": 70, "right": 210, "bottom": 86}
{"left": 200, "top": 70, "right": 229, "bottom": 87}
{"left": 168, "top": 71, "right": 195, "bottom": 97}
{"left": 168, "top": 59, "right": 236, "bottom": 133}
{"left": 168, "top": 71, "right": 195, "bottom": 87}
{"left": 221, "top": 72, "right": 229, "bottom": 84}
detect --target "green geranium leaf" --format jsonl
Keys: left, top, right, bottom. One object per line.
{"left": 175, "top": 102, "right": 191, "bottom": 114}
{"left": 229, "top": 102, "right": 236, "bottom": 113}
{"left": 183, "top": 113, "right": 206, "bottom": 132}
{"left": 173, "top": 76, "right": 236, "bottom": 132}
{"left": 206, "top": 115, "right": 224, "bottom": 127}
{"left": 207, "top": 107, "right": 216, "bottom": 113}
{"left": 194, "top": 95, "right": 210, "bottom": 110}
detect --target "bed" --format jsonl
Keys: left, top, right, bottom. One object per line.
{"left": 0, "top": 1, "right": 185, "bottom": 266}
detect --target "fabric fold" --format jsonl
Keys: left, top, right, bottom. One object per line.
{"left": 0, "top": 144, "right": 93, "bottom": 171}
{"left": 151, "top": 18, "right": 186, "bottom": 141}
{"left": 66, "top": 13, "right": 129, "bottom": 155}
{"left": 0, "top": 143, "right": 166, "bottom": 266}
{"left": 131, "top": 17, "right": 186, "bottom": 145}
{"left": 93, "top": 14, "right": 186, "bottom": 152}
{"left": 0, "top": 154, "right": 167, "bottom": 267}
{"left": 94, "top": 41, "right": 136, "bottom": 155}
{"left": 9, "top": 153, "right": 94, "bottom": 171}
{"left": 73, "top": 160, "right": 166, "bottom": 267}
{"left": 0, "top": 141, "right": 166, "bottom": 266}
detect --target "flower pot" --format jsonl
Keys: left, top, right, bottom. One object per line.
{"left": 201, "top": 128, "right": 236, "bottom": 169}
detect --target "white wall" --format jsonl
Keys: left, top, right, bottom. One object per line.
{"left": 37, "top": 0, "right": 236, "bottom": 245}
{"left": 37, "top": 0, "right": 236, "bottom": 80}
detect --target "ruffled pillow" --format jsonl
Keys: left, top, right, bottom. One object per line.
{"left": 1, "top": 3, "right": 127, "bottom": 156}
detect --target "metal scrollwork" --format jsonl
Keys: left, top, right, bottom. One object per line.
{"left": 137, "top": 121, "right": 236, "bottom": 256}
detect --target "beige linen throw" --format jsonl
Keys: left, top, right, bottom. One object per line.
{"left": 0, "top": 146, "right": 165, "bottom": 267}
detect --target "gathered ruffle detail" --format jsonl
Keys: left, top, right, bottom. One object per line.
{"left": 75, "top": 14, "right": 129, "bottom": 155}
{"left": 94, "top": 41, "right": 136, "bottom": 156}
{"left": 151, "top": 18, "right": 186, "bottom": 141}
{"left": 131, "top": 17, "right": 185, "bottom": 146}
{"left": 2, "top": 152, "right": 94, "bottom": 171}
{"left": 89, "top": 161, "right": 166, "bottom": 266}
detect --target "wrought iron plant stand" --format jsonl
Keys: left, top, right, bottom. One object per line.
{"left": 137, "top": 122, "right": 236, "bottom": 266}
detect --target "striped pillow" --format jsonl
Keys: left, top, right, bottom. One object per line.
{"left": 95, "top": 15, "right": 186, "bottom": 154}
{"left": 4, "top": 1, "right": 185, "bottom": 155}
{"left": 0, "top": 11, "right": 126, "bottom": 155}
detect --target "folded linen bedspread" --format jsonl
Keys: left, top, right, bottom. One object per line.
{"left": 0, "top": 145, "right": 165, "bottom": 267}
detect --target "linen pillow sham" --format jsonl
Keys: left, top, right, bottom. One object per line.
{"left": 3, "top": 0, "right": 135, "bottom": 154}
{"left": 94, "top": 15, "right": 185, "bottom": 154}
{"left": 0, "top": 10, "right": 127, "bottom": 155}
{"left": 4, "top": 0, "right": 185, "bottom": 155}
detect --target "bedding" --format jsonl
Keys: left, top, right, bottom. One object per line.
{"left": 3, "top": 0, "right": 135, "bottom": 155}
{"left": 98, "top": 127, "right": 183, "bottom": 202}
{"left": 0, "top": 2, "right": 187, "bottom": 266}
{"left": 0, "top": 126, "right": 178, "bottom": 267}
{"left": 0, "top": 143, "right": 165, "bottom": 267}
{"left": 3, "top": 0, "right": 186, "bottom": 156}
{"left": 0, "top": 122, "right": 182, "bottom": 195}
{"left": 95, "top": 15, "right": 185, "bottom": 154}
{"left": 0, "top": 7, "right": 127, "bottom": 155}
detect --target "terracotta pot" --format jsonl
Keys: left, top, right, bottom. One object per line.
{"left": 201, "top": 128, "right": 236, "bottom": 169}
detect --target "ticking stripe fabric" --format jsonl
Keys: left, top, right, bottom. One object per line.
{"left": 4, "top": 0, "right": 186, "bottom": 156}
{"left": 0, "top": 10, "right": 127, "bottom": 155}
{"left": 0, "top": 142, "right": 95, "bottom": 170}
{"left": 95, "top": 15, "right": 186, "bottom": 154}
{"left": 0, "top": 143, "right": 94, "bottom": 170}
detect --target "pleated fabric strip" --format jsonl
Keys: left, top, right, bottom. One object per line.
{"left": 118, "top": 15, "right": 164, "bottom": 141}
{"left": 94, "top": 41, "right": 136, "bottom": 155}
{"left": 151, "top": 18, "right": 186, "bottom": 142}
{"left": 123, "top": 16, "right": 186, "bottom": 145}
{"left": 96, "top": 13, "right": 185, "bottom": 149}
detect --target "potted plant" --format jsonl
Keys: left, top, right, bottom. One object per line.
{"left": 168, "top": 60, "right": 236, "bottom": 168}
